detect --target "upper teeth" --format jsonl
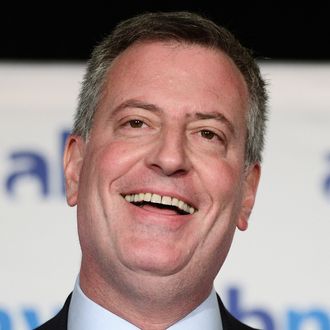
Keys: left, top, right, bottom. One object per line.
{"left": 124, "top": 193, "right": 196, "bottom": 214}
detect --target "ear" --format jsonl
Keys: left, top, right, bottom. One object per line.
{"left": 237, "top": 163, "right": 261, "bottom": 231}
{"left": 63, "top": 135, "right": 86, "bottom": 207}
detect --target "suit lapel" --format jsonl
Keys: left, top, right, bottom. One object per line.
{"left": 217, "top": 294, "right": 258, "bottom": 330}
{"left": 34, "top": 293, "right": 72, "bottom": 330}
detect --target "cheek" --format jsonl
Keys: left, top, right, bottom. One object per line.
{"left": 201, "top": 158, "right": 243, "bottom": 201}
{"left": 194, "top": 156, "right": 245, "bottom": 254}
{"left": 96, "top": 140, "right": 147, "bottom": 180}
{"left": 198, "top": 162, "right": 243, "bottom": 256}
{"left": 76, "top": 140, "right": 139, "bottom": 223}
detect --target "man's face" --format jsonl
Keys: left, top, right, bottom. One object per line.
{"left": 64, "top": 42, "right": 260, "bottom": 288}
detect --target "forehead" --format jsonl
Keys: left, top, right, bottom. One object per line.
{"left": 100, "top": 41, "right": 249, "bottom": 123}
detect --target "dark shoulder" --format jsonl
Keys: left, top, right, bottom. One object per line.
{"left": 34, "top": 294, "right": 72, "bottom": 330}
{"left": 217, "top": 294, "right": 260, "bottom": 330}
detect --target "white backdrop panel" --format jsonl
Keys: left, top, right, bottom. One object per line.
{"left": 1, "top": 62, "right": 329, "bottom": 330}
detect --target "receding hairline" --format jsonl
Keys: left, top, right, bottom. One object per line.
{"left": 100, "top": 40, "right": 250, "bottom": 119}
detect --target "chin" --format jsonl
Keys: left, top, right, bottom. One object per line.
{"left": 119, "top": 240, "right": 192, "bottom": 277}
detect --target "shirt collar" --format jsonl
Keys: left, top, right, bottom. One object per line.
{"left": 68, "top": 277, "right": 223, "bottom": 330}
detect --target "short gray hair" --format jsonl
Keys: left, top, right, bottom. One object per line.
{"left": 73, "top": 11, "right": 268, "bottom": 165}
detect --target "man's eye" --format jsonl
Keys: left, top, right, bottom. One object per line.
{"left": 128, "top": 119, "right": 144, "bottom": 128}
{"left": 200, "top": 129, "right": 216, "bottom": 140}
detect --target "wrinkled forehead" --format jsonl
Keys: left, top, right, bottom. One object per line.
{"left": 105, "top": 41, "right": 248, "bottom": 105}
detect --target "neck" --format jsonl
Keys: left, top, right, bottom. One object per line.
{"left": 79, "top": 262, "right": 213, "bottom": 329}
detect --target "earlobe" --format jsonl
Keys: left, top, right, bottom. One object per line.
{"left": 63, "top": 135, "right": 86, "bottom": 207}
{"left": 237, "top": 163, "right": 261, "bottom": 231}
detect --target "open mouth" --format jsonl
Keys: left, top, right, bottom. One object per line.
{"left": 122, "top": 192, "right": 197, "bottom": 215}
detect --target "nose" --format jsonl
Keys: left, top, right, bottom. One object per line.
{"left": 146, "top": 127, "right": 192, "bottom": 176}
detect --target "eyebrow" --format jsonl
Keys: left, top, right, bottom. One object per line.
{"left": 193, "top": 112, "right": 235, "bottom": 136}
{"left": 111, "top": 99, "right": 162, "bottom": 117}
{"left": 110, "top": 99, "right": 235, "bottom": 135}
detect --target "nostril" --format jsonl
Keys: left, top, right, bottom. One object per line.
{"left": 149, "top": 163, "right": 188, "bottom": 177}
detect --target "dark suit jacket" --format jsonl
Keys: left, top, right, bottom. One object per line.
{"left": 35, "top": 293, "right": 258, "bottom": 330}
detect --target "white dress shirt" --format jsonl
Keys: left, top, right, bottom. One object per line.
{"left": 68, "top": 277, "right": 223, "bottom": 330}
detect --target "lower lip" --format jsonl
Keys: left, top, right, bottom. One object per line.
{"left": 139, "top": 204, "right": 184, "bottom": 215}
{"left": 124, "top": 200, "right": 192, "bottom": 229}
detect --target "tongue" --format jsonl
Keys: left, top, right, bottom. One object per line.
{"left": 141, "top": 204, "right": 180, "bottom": 215}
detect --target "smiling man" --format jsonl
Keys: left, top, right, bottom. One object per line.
{"left": 36, "top": 11, "right": 268, "bottom": 330}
